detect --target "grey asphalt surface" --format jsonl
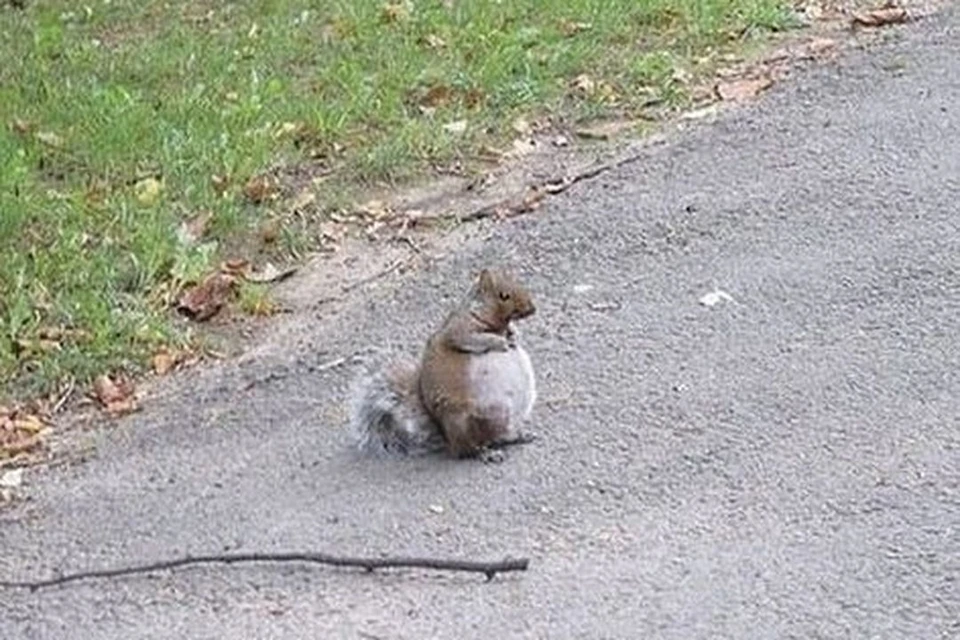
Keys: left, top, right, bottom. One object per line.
{"left": 3, "top": 8, "right": 960, "bottom": 640}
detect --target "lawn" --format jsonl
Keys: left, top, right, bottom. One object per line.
{"left": 0, "top": 0, "right": 794, "bottom": 401}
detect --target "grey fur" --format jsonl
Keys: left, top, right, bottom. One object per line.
{"left": 348, "top": 355, "right": 444, "bottom": 456}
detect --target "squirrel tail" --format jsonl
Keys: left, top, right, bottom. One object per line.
{"left": 348, "top": 355, "right": 444, "bottom": 456}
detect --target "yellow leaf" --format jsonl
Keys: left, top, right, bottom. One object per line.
{"left": 136, "top": 177, "right": 163, "bottom": 206}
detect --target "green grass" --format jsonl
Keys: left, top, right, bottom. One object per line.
{"left": 0, "top": 0, "right": 795, "bottom": 400}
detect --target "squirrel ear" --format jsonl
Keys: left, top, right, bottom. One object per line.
{"left": 477, "top": 268, "right": 494, "bottom": 289}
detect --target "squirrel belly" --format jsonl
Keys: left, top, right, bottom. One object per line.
{"left": 348, "top": 357, "right": 444, "bottom": 456}
{"left": 463, "top": 344, "right": 537, "bottom": 440}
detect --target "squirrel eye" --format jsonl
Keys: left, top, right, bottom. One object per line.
{"left": 499, "top": 292, "right": 510, "bottom": 301}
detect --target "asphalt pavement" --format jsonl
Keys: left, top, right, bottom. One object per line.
{"left": 2, "top": 6, "right": 959, "bottom": 639}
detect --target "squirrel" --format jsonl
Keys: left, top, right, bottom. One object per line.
{"left": 349, "top": 268, "right": 538, "bottom": 462}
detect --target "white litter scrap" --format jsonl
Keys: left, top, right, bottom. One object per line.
{"left": 0, "top": 468, "right": 24, "bottom": 488}
{"left": 699, "top": 288, "right": 735, "bottom": 307}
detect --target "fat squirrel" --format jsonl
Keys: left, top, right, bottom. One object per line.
{"left": 349, "top": 268, "right": 538, "bottom": 461}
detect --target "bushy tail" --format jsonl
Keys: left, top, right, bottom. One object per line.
{"left": 348, "top": 355, "right": 444, "bottom": 456}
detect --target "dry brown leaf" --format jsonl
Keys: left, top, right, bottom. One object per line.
{"left": 560, "top": 20, "right": 592, "bottom": 37}
{"left": 715, "top": 76, "right": 774, "bottom": 102}
{"left": 177, "top": 272, "right": 238, "bottom": 321}
{"left": 85, "top": 177, "right": 111, "bottom": 207}
{"left": 260, "top": 220, "right": 280, "bottom": 244}
{"left": 243, "top": 173, "right": 278, "bottom": 204}
{"left": 211, "top": 174, "right": 230, "bottom": 196}
{"left": 381, "top": 1, "right": 413, "bottom": 23}
{"left": 493, "top": 189, "right": 546, "bottom": 219}
{"left": 291, "top": 189, "right": 316, "bottom": 212}
{"left": 177, "top": 210, "right": 213, "bottom": 246}
{"left": 10, "top": 118, "right": 34, "bottom": 136}
{"left": 356, "top": 199, "right": 391, "bottom": 220}
{"left": 852, "top": 6, "right": 908, "bottom": 27}
{"left": 464, "top": 88, "right": 485, "bottom": 109}
{"left": 570, "top": 74, "right": 596, "bottom": 96}
{"left": 273, "top": 121, "right": 302, "bottom": 139}
{"left": 12, "top": 414, "right": 45, "bottom": 433}
{"left": 420, "top": 84, "right": 454, "bottom": 109}
{"left": 92, "top": 374, "right": 140, "bottom": 416}
{"left": 35, "top": 131, "right": 64, "bottom": 148}
{"left": 511, "top": 117, "right": 532, "bottom": 136}
{"left": 421, "top": 33, "right": 446, "bottom": 49}
{"left": 807, "top": 37, "right": 838, "bottom": 56}
{"left": 221, "top": 258, "right": 251, "bottom": 278}
{"left": 152, "top": 349, "right": 177, "bottom": 376}
{"left": 575, "top": 120, "right": 636, "bottom": 141}
{"left": 509, "top": 137, "right": 538, "bottom": 157}
{"left": 318, "top": 221, "right": 347, "bottom": 246}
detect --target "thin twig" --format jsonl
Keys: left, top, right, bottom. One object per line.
{"left": 340, "top": 259, "right": 407, "bottom": 293}
{"left": 0, "top": 551, "right": 530, "bottom": 591}
{"left": 454, "top": 144, "right": 656, "bottom": 224}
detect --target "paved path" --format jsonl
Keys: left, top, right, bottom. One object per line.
{"left": 2, "top": 7, "right": 959, "bottom": 639}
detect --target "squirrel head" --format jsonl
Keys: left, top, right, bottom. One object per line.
{"left": 475, "top": 268, "right": 536, "bottom": 324}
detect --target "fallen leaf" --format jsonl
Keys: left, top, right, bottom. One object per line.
{"left": 92, "top": 374, "right": 140, "bottom": 416}
{"left": 152, "top": 349, "right": 177, "bottom": 376}
{"left": 176, "top": 210, "right": 213, "bottom": 246}
{"left": 420, "top": 84, "right": 454, "bottom": 109}
{"left": 381, "top": 0, "right": 413, "bottom": 23}
{"left": 273, "top": 122, "right": 306, "bottom": 139}
{"left": 15, "top": 338, "right": 61, "bottom": 357}
{"left": 356, "top": 199, "right": 391, "bottom": 220}
{"left": 715, "top": 76, "right": 774, "bottom": 102}
{"left": 211, "top": 174, "right": 230, "bottom": 195}
{"left": 85, "top": 177, "right": 111, "bottom": 207}
{"left": 260, "top": 220, "right": 280, "bottom": 244}
{"left": 560, "top": 20, "right": 592, "bottom": 37}
{"left": 35, "top": 131, "right": 64, "bottom": 148}
{"left": 135, "top": 177, "right": 163, "bottom": 206}
{"left": 177, "top": 272, "right": 238, "bottom": 321}
{"left": 497, "top": 189, "right": 545, "bottom": 218}
{"left": 570, "top": 74, "right": 596, "bottom": 96}
{"left": 245, "top": 262, "right": 297, "bottom": 284}
{"left": 12, "top": 414, "right": 45, "bottom": 433}
{"left": 243, "top": 173, "right": 278, "bottom": 204}
{"left": 510, "top": 137, "right": 538, "bottom": 157}
{"left": 221, "top": 258, "right": 251, "bottom": 278}
{"left": 422, "top": 33, "right": 446, "bottom": 49}
{"left": 442, "top": 119, "right": 468, "bottom": 134}
{"left": 511, "top": 117, "right": 532, "bottom": 136}
{"left": 575, "top": 120, "right": 636, "bottom": 141}
{"left": 318, "top": 221, "right": 347, "bottom": 246}
{"left": 852, "top": 6, "right": 908, "bottom": 27}
{"left": 681, "top": 105, "right": 720, "bottom": 120}
{"left": 807, "top": 37, "right": 838, "bottom": 56}
{"left": 10, "top": 118, "right": 33, "bottom": 136}
{"left": 464, "top": 88, "right": 485, "bottom": 108}
{"left": 291, "top": 189, "right": 316, "bottom": 211}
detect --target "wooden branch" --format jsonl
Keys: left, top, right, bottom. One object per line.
{"left": 0, "top": 551, "right": 530, "bottom": 591}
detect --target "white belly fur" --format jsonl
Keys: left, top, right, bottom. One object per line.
{"left": 465, "top": 345, "right": 536, "bottom": 436}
